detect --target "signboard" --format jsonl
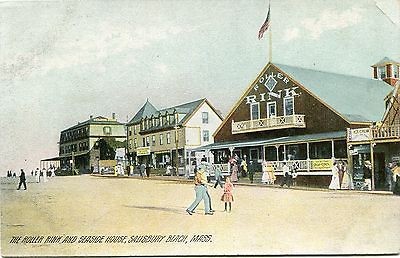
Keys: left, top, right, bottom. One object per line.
{"left": 137, "top": 147, "right": 151, "bottom": 156}
{"left": 347, "top": 128, "right": 372, "bottom": 142}
{"left": 311, "top": 159, "right": 332, "bottom": 170}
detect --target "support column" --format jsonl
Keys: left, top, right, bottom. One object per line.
{"left": 370, "top": 142, "right": 375, "bottom": 191}
{"left": 331, "top": 140, "right": 335, "bottom": 160}
{"left": 306, "top": 142, "right": 310, "bottom": 172}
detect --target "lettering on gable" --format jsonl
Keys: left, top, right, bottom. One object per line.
{"left": 245, "top": 71, "right": 299, "bottom": 105}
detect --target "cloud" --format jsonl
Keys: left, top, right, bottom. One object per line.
{"left": 1, "top": 15, "right": 199, "bottom": 81}
{"left": 301, "top": 7, "right": 364, "bottom": 39}
{"left": 283, "top": 28, "right": 300, "bottom": 42}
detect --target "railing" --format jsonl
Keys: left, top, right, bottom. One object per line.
{"left": 189, "top": 159, "right": 344, "bottom": 176}
{"left": 232, "top": 114, "right": 306, "bottom": 134}
{"left": 371, "top": 124, "right": 400, "bottom": 139}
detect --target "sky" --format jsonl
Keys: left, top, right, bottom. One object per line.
{"left": 0, "top": 0, "right": 399, "bottom": 175}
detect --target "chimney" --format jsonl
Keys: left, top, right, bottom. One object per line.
{"left": 112, "top": 113, "right": 116, "bottom": 120}
{"left": 90, "top": 115, "right": 93, "bottom": 119}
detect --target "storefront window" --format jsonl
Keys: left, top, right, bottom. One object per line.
{"left": 250, "top": 148, "right": 260, "bottom": 161}
{"left": 286, "top": 144, "right": 307, "bottom": 160}
{"left": 310, "top": 141, "right": 332, "bottom": 159}
{"left": 334, "top": 140, "right": 347, "bottom": 158}
{"left": 265, "top": 146, "right": 277, "bottom": 161}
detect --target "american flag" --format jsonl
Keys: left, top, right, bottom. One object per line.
{"left": 258, "top": 4, "right": 270, "bottom": 40}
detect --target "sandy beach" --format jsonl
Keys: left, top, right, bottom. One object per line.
{"left": 1, "top": 175, "right": 399, "bottom": 256}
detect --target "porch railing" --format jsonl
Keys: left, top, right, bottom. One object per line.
{"left": 371, "top": 124, "right": 400, "bottom": 139}
{"left": 190, "top": 159, "right": 343, "bottom": 176}
{"left": 232, "top": 114, "right": 306, "bottom": 134}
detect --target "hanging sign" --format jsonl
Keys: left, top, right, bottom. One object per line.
{"left": 311, "top": 159, "right": 332, "bottom": 170}
{"left": 137, "top": 147, "right": 151, "bottom": 156}
{"left": 348, "top": 128, "right": 372, "bottom": 142}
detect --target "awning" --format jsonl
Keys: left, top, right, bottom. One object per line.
{"left": 40, "top": 156, "right": 62, "bottom": 162}
{"left": 193, "top": 131, "right": 346, "bottom": 151}
{"left": 58, "top": 151, "right": 91, "bottom": 159}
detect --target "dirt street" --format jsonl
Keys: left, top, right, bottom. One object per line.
{"left": 1, "top": 175, "right": 399, "bottom": 256}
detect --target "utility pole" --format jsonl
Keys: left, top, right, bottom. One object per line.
{"left": 174, "top": 112, "right": 179, "bottom": 176}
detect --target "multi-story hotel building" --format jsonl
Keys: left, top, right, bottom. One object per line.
{"left": 59, "top": 114, "right": 126, "bottom": 173}
{"left": 126, "top": 98, "right": 223, "bottom": 175}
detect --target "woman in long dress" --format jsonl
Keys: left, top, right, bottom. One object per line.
{"left": 231, "top": 161, "right": 238, "bottom": 182}
{"left": 329, "top": 162, "right": 340, "bottom": 190}
{"left": 261, "top": 161, "right": 270, "bottom": 184}
{"left": 340, "top": 161, "right": 354, "bottom": 190}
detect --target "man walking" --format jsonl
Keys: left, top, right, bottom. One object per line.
{"left": 17, "top": 169, "right": 27, "bottom": 190}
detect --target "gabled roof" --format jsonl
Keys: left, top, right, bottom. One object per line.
{"left": 371, "top": 57, "right": 400, "bottom": 67}
{"left": 274, "top": 63, "right": 393, "bottom": 122}
{"left": 128, "top": 99, "right": 158, "bottom": 124}
{"left": 158, "top": 98, "right": 205, "bottom": 124}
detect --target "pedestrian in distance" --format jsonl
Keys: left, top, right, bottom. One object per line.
{"left": 213, "top": 164, "right": 223, "bottom": 189}
{"left": 17, "top": 169, "right": 27, "bottom": 190}
{"left": 146, "top": 164, "right": 151, "bottom": 178}
{"left": 140, "top": 163, "right": 146, "bottom": 178}
{"left": 35, "top": 168, "right": 40, "bottom": 183}
{"left": 248, "top": 160, "right": 256, "bottom": 183}
{"left": 221, "top": 176, "right": 234, "bottom": 212}
{"left": 280, "top": 162, "right": 292, "bottom": 187}
{"left": 291, "top": 168, "right": 298, "bottom": 187}
{"left": 231, "top": 160, "right": 239, "bottom": 182}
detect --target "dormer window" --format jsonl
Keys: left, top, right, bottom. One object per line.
{"left": 378, "top": 66, "right": 386, "bottom": 79}
{"left": 393, "top": 64, "right": 399, "bottom": 78}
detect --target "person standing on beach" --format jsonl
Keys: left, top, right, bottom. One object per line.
{"left": 221, "top": 176, "right": 234, "bottom": 212}
{"left": 186, "top": 165, "right": 214, "bottom": 215}
{"left": 17, "top": 169, "right": 27, "bottom": 190}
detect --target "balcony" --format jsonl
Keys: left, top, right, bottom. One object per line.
{"left": 371, "top": 124, "right": 400, "bottom": 139}
{"left": 232, "top": 114, "right": 306, "bottom": 134}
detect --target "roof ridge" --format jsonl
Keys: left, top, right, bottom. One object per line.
{"left": 274, "top": 62, "right": 377, "bottom": 81}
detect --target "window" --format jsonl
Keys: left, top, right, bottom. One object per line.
{"left": 103, "top": 126, "right": 112, "bottom": 135}
{"left": 393, "top": 64, "right": 399, "bottom": 78}
{"left": 146, "top": 136, "right": 150, "bottom": 147}
{"left": 203, "top": 130, "right": 210, "bottom": 142}
{"left": 250, "top": 102, "right": 260, "bottom": 120}
{"left": 284, "top": 97, "right": 294, "bottom": 116}
{"left": 142, "top": 138, "right": 146, "bottom": 147}
{"left": 166, "top": 132, "right": 171, "bottom": 144}
{"left": 249, "top": 148, "right": 260, "bottom": 161}
{"left": 129, "top": 129, "right": 132, "bottom": 136}
{"left": 202, "top": 112, "right": 209, "bottom": 124}
{"left": 134, "top": 138, "right": 137, "bottom": 148}
{"left": 267, "top": 102, "right": 276, "bottom": 118}
{"left": 129, "top": 139, "right": 132, "bottom": 148}
{"left": 152, "top": 135, "right": 156, "bottom": 146}
{"left": 378, "top": 66, "right": 386, "bottom": 79}
{"left": 160, "top": 134, "right": 164, "bottom": 145}
{"left": 133, "top": 125, "right": 137, "bottom": 135}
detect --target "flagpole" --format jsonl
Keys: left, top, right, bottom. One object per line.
{"left": 268, "top": 0, "right": 272, "bottom": 63}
